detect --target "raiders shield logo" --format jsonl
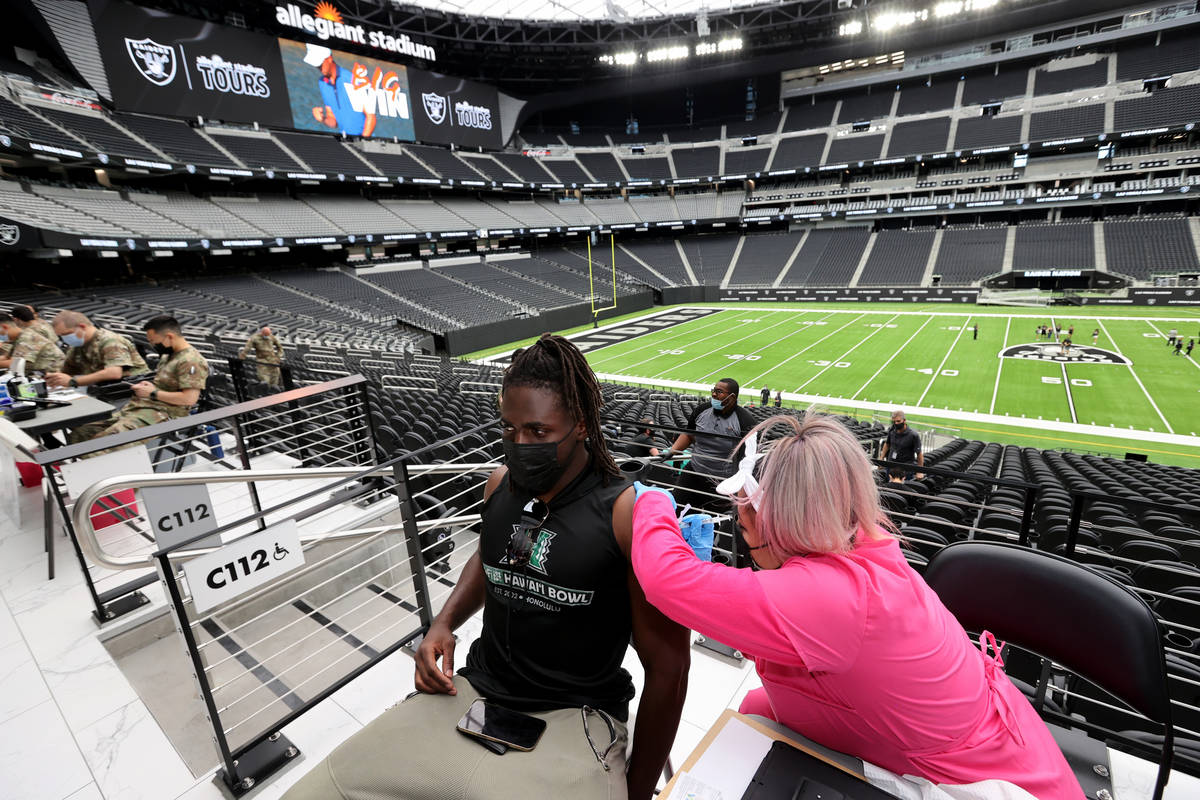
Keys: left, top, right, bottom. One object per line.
{"left": 0, "top": 224, "right": 19, "bottom": 246}
{"left": 1000, "top": 342, "right": 1130, "bottom": 366}
{"left": 126, "top": 38, "right": 177, "bottom": 86}
{"left": 422, "top": 92, "right": 448, "bottom": 125}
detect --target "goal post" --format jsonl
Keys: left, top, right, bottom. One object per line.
{"left": 587, "top": 231, "right": 618, "bottom": 317}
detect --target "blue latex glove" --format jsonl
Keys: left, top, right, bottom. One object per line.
{"left": 633, "top": 481, "right": 676, "bottom": 509}
{"left": 680, "top": 514, "right": 715, "bottom": 562}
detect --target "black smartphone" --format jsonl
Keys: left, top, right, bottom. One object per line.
{"left": 456, "top": 698, "right": 547, "bottom": 752}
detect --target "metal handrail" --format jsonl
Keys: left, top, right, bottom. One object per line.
{"left": 72, "top": 462, "right": 498, "bottom": 571}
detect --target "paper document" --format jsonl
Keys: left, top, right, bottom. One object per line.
{"left": 672, "top": 771, "right": 725, "bottom": 800}
{"left": 683, "top": 717, "right": 774, "bottom": 800}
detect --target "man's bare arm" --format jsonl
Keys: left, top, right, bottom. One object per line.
{"left": 413, "top": 467, "right": 504, "bottom": 694}
{"left": 613, "top": 487, "right": 690, "bottom": 800}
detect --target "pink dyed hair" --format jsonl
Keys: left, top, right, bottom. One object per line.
{"left": 736, "top": 412, "right": 895, "bottom": 559}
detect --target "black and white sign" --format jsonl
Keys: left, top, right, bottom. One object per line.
{"left": 410, "top": 70, "right": 502, "bottom": 149}
{"left": 90, "top": 0, "right": 293, "bottom": 128}
{"left": 141, "top": 483, "right": 221, "bottom": 550}
{"left": 183, "top": 519, "right": 305, "bottom": 613}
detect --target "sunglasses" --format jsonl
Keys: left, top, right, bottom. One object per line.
{"left": 504, "top": 498, "right": 550, "bottom": 660}
{"left": 506, "top": 498, "right": 549, "bottom": 569}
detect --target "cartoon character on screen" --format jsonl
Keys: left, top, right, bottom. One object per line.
{"left": 303, "top": 44, "right": 375, "bottom": 137}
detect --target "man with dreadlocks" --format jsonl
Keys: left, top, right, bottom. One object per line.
{"left": 283, "top": 334, "right": 690, "bottom": 800}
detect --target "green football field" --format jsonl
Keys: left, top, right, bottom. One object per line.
{"left": 470, "top": 304, "right": 1200, "bottom": 467}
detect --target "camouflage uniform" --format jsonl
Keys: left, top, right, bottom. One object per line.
{"left": 240, "top": 331, "right": 284, "bottom": 386}
{"left": 9, "top": 327, "right": 64, "bottom": 372}
{"left": 0, "top": 340, "right": 11, "bottom": 360}
{"left": 62, "top": 327, "right": 149, "bottom": 379}
{"left": 70, "top": 345, "right": 209, "bottom": 450}
{"left": 30, "top": 318, "right": 56, "bottom": 343}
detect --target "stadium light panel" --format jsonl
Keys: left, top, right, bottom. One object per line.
{"left": 874, "top": 10, "right": 926, "bottom": 32}
{"left": 647, "top": 45, "right": 689, "bottom": 62}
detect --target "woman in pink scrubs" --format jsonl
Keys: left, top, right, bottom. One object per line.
{"left": 630, "top": 414, "right": 1082, "bottom": 798}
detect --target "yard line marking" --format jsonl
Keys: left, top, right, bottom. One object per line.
{"left": 795, "top": 314, "right": 901, "bottom": 393}
{"left": 1048, "top": 316, "right": 1075, "bottom": 418}
{"left": 1060, "top": 360, "right": 1077, "bottom": 423}
{"left": 1145, "top": 320, "right": 1200, "bottom": 372}
{"left": 613, "top": 310, "right": 788, "bottom": 375}
{"left": 916, "top": 314, "right": 972, "bottom": 407}
{"left": 587, "top": 309, "right": 746, "bottom": 367}
{"left": 696, "top": 311, "right": 838, "bottom": 384}
{"left": 743, "top": 312, "right": 868, "bottom": 386}
{"left": 651, "top": 310, "right": 800, "bottom": 379}
{"left": 989, "top": 316, "right": 1011, "bottom": 415}
{"left": 1096, "top": 318, "right": 1174, "bottom": 434}
{"left": 850, "top": 315, "right": 933, "bottom": 400}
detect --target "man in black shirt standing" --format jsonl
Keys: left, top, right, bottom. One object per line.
{"left": 664, "top": 378, "right": 756, "bottom": 511}
{"left": 760, "top": 386, "right": 770, "bottom": 406}
{"left": 880, "top": 409, "right": 924, "bottom": 479}
{"left": 283, "top": 334, "right": 688, "bottom": 800}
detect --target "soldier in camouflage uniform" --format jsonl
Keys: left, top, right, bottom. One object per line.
{"left": 12, "top": 305, "right": 56, "bottom": 344}
{"left": 45, "top": 310, "right": 149, "bottom": 390}
{"left": 240, "top": 325, "right": 284, "bottom": 386}
{"left": 0, "top": 314, "right": 64, "bottom": 372}
{"left": 70, "top": 316, "right": 209, "bottom": 449}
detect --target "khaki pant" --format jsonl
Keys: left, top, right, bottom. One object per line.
{"left": 282, "top": 676, "right": 628, "bottom": 800}
{"left": 68, "top": 408, "right": 173, "bottom": 457}
{"left": 256, "top": 362, "right": 281, "bottom": 386}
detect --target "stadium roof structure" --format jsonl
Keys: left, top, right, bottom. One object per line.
{"left": 401, "top": 0, "right": 771, "bottom": 22}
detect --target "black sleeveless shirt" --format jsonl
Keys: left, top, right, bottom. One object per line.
{"left": 459, "top": 462, "right": 636, "bottom": 720}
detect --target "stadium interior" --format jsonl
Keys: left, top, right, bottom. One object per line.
{"left": 3, "top": 0, "right": 1200, "bottom": 798}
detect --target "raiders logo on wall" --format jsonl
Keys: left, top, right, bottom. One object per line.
{"left": 422, "top": 92, "right": 447, "bottom": 124}
{"left": 125, "top": 37, "right": 177, "bottom": 86}
{"left": 0, "top": 223, "right": 20, "bottom": 246}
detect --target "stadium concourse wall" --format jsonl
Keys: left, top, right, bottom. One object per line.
{"left": 443, "top": 290, "right": 655, "bottom": 356}
{"left": 720, "top": 287, "right": 981, "bottom": 303}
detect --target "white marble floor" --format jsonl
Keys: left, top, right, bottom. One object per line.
{"left": 2, "top": 474, "right": 1199, "bottom": 800}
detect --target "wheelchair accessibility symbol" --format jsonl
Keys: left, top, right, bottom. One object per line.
{"left": 273, "top": 542, "right": 289, "bottom": 561}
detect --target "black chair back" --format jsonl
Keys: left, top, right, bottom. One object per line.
{"left": 924, "top": 541, "right": 1174, "bottom": 800}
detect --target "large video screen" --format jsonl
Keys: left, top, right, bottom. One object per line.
{"left": 90, "top": 0, "right": 293, "bottom": 127}
{"left": 410, "top": 71, "right": 501, "bottom": 150}
{"left": 278, "top": 38, "right": 415, "bottom": 140}
{"left": 89, "top": 0, "right": 503, "bottom": 148}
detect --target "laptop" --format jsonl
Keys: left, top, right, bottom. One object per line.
{"left": 741, "top": 741, "right": 900, "bottom": 800}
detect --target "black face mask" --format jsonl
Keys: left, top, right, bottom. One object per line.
{"left": 892, "top": 422, "right": 906, "bottom": 432}
{"left": 502, "top": 430, "right": 578, "bottom": 495}
{"left": 153, "top": 342, "right": 173, "bottom": 356}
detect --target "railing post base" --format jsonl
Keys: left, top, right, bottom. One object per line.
{"left": 694, "top": 635, "right": 745, "bottom": 662}
{"left": 92, "top": 591, "right": 151, "bottom": 625}
{"left": 221, "top": 733, "right": 300, "bottom": 798}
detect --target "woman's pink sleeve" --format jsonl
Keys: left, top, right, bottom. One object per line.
{"left": 631, "top": 492, "right": 808, "bottom": 665}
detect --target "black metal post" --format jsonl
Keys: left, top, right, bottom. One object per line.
{"left": 357, "top": 383, "right": 381, "bottom": 467}
{"left": 1018, "top": 485, "right": 1038, "bottom": 547}
{"left": 1064, "top": 493, "right": 1087, "bottom": 557}
{"left": 46, "top": 470, "right": 110, "bottom": 621}
{"left": 230, "top": 416, "right": 267, "bottom": 532}
{"left": 393, "top": 460, "right": 435, "bottom": 632}
{"left": 43, "top": 468, "right": 55, "bottom": 580}
{"left": 155, "top": 553, "right": 243, "bottom": 791}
